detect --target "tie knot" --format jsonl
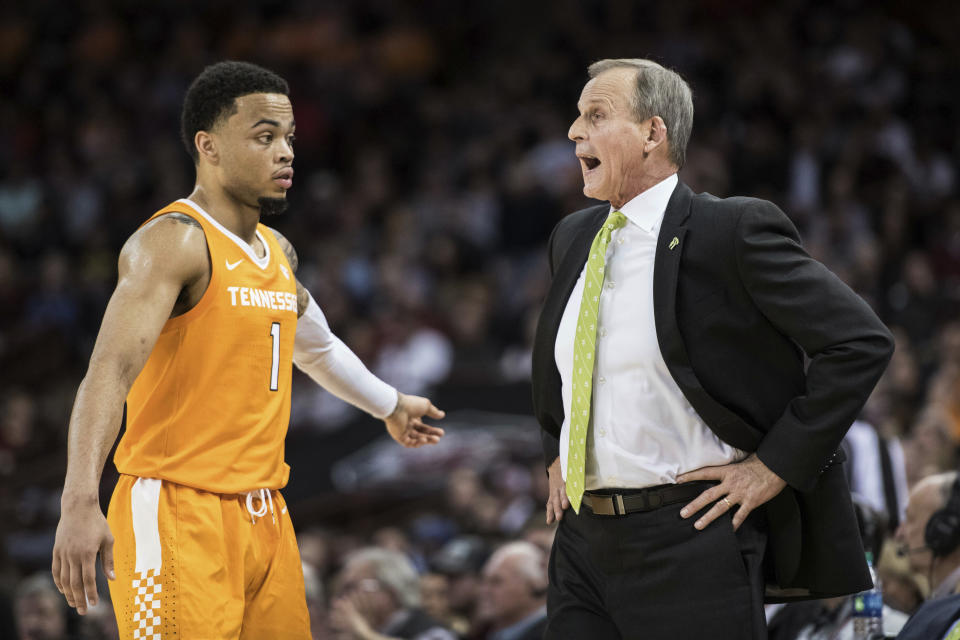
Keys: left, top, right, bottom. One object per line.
{"left": 606, "top": 210, "right": 627, "bottom": 231}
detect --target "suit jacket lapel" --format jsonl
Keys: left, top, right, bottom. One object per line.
{"left": 653, "top": 182, "right": 693, "bottom": 376}
{"left": 654, "top": 182, "right": 764, "bottom": 452}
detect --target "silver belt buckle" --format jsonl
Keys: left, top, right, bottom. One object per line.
{"left": 615, "top": 494, "right": 626, "bottom": 515}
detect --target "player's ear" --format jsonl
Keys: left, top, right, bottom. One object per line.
{"left": 195, "top": 130, "right": 219, "bottom": 165}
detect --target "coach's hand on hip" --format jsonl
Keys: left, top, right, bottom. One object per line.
{"left": 545, "top": 456, "right": 570, "bottom": 524}
{"left": 678, "top": 453, "right": 786, "bottom": 531}
{"left": 51, "top": 495, "right": 115, "bottom": 615}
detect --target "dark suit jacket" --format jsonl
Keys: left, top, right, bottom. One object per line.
{"left": 487, "top": 613, "right": 548, "bottom": 640}
{"left": 531, "top": 181, "right": 894, "bottom": 600}
{"left": 897, "top": 593, "right": 960, "bottom": 640}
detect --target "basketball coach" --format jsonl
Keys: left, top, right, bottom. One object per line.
{"left": 532, "top": 58, "right": 895, "bottom": 640}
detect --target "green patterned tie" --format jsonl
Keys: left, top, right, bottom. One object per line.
{"left": 567, "top": 210, "right": 628, "bottom": 513}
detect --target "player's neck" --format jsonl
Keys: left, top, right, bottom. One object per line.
{"left": 188, "top": 184, "right": 261, "bottom": 243}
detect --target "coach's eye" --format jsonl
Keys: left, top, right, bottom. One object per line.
{"left": 258, "top": 133, "right": 273, "bottom": 144}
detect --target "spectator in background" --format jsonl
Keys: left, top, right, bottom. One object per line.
{"left": 430, "top": 536, "right": 489, "bottom": 633}
{"left": 905, "top": 407, "right": 957, "bottom": 485}
{"left": 75, "top": 598, "right": 118, "bottom": 640}
{"left": 330, "top": 547, "right": 456, "bottom": 640}
{"left": 300, "top": 527, "right": 335, "bottom": 582}
{"left": 475, "top": 542, "right": 547, "bottom": 640}
{"left": 896, "top": 472, "right": 960, "bottom": 596}
{"left": 13, "top": 572, "right": 69, "bottom": 640}
{"left": 0, "top": 390, "right": 40, "bottom": 477}
{"left": 894, "top": 472, "right": 960, "bottom": 639}
{"left": 843, "top": 418, "right": 909, "bottom": 530}
{"left": 875, "top": 542, "right": 925, "bottom": 618}
{"left": 767, "top": 498, "right": 909, "bottom": 639}
{"left": 304, "top": 562, "right": 332, "bottom": 640}
{"left": 420, "top": 572, "right": 469, "bottom": 638}
{"left": 520, "top": 519, "right": 556, "bottom": 561}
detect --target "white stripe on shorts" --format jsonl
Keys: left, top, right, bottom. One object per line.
{"left": 131, "top": 478, "right": 163, "bottom": 574}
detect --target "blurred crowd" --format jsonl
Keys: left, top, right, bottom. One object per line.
{"left": 3, "top": 0, "right": 960, "bottom": 638}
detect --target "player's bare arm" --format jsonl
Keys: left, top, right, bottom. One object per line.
{"left": 52, "top": 214, "right": 209, "bottom": 615}
{"left": 267, "top": 226, "right": 310, "bottom": 319}
{"left": 268, "top": 226, "right": 445, "bottom": 447}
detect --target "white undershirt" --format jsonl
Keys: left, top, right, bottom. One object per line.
{"left": 555, "top": 173, "right": 745, "bottom": 489}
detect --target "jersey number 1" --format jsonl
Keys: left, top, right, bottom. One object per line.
{"left": 269, "top": 322, "right": 280, "bottom": 391}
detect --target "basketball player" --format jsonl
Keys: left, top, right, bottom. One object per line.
{"left": 51, "top": 61, "right": 445, "bottom": 639}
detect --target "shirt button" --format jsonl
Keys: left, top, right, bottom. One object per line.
{"left": 598, "top": 428, "right": 606, "bottom": 437}
{"left": 618, "top": 237, "right": 625, "bottom": 245}
{"left": 598, "top": 377, "right": 606, "bottom": 385}
{"left": 599, "top": 328, "right": 607, "bottom": 337}
{"left": 607, "top": 281, "right": 615, "bottom": 289}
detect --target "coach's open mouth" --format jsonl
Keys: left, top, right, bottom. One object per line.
{"left": 579, "top": 155, "right": 601, "bottom": 171}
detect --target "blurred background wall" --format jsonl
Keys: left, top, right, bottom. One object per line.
{"left": 1, "top": 0, "right": 960, "bottom": 637}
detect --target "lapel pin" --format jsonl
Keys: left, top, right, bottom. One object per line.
{"left": 669, "top": 236, "right": 679, "bottom": 250}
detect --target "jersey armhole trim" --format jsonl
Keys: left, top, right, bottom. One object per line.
{"left": 145, "top": 206, "right": 220, "bottom": 332}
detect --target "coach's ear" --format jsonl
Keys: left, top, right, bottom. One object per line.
{"left": 195, "top": 130, "right": 219, "bottom": 165}
{"left": 643, "top": 115, "right": 668, "bottom": 157}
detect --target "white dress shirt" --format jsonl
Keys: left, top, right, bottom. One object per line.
{"left": 555, "top": 173, "right": 745, "bottom": 489}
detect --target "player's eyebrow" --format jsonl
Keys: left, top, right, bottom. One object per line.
{"left": 251, "top": 118, "right": 296, "bottom": 130}
{"left": 251, "top": 118, "right": 280, "bottom": 128}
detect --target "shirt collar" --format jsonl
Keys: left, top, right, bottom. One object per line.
{"left": 611, "top": 173, "right": 679, "bottom": 235}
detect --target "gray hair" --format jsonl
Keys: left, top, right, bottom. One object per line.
{"left": 913, "top": 471, "right": 958, "bottom": 511}
{"left": 346, "top": 547, "right": 421, "bottom": 609}
{"left": 15, "top": 572, "right": 64, "bottom": 605}
{"left": 588, "top": 58, "right": 694, "bottom": 168}
{"left": 937, "top": 471, "right": 959, "bottom": 506}
{"left": 487, "top": 541, "right": 546, "bottom": 591}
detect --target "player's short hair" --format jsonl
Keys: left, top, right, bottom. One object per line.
{"left": 588, "top": 58, "right": 694, "bottom": 169}
{"left": 180, "top": 61, "right": 289, "bottom": 163}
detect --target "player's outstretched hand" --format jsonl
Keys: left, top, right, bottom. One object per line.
{"left": 51, "top": 498, "right": 115, "bottom": 615}
{"left": 383, "top": 392, "right": 445, "bottom": 448}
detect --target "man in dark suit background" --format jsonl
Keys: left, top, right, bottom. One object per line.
{"left": 531, "top": 58, "right": 894, "bottom": 639}
{"left": 476, "top": 542, "right": 548, "bottom": 640}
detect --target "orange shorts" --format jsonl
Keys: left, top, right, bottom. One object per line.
{"left": 106, "top": 474, "right": 310, "bottom": 639}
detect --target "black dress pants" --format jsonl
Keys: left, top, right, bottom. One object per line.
{"left": 545, "top": 488, "right": 767, "bottom": 640}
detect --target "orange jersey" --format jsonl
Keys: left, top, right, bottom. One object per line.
{"left": 115, "top": 198, "right": 298, "bottom": 493}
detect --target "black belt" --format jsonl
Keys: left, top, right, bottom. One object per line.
{"left": 581, "top": 482, "right": 709, "bottom": 516}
